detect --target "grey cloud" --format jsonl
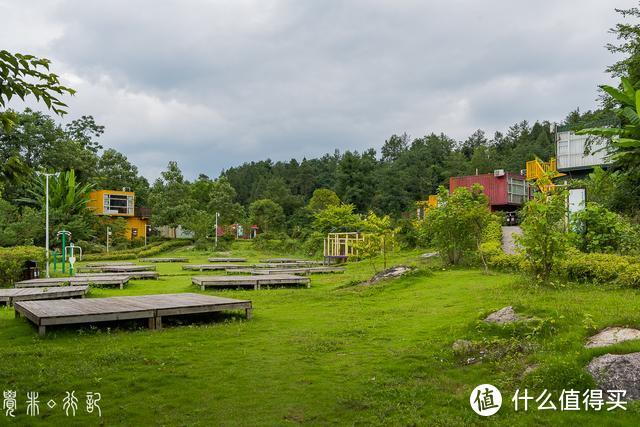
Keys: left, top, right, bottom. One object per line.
{"left": 3, "top": 0, "right": 635, "bottom": 179}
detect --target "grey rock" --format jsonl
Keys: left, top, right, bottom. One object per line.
{"left": 484, "top": 306, "right": 522, "bottom": 324}
{"left": 452, "top": 339, "right": 473, "bottom": 354}
{"left": 366, "top": 265, "right": 413, "bottom": 285}
{"left": 585, "top": 327, "right": 640, "bottom": 348}
{"left": 587, "top": 353, "right": 640, "bottom": 400}
{"left": 420, "top": 252, "right": 438, "bottom": 258}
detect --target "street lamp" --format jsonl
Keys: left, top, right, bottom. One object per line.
{"left": 214, "top": 212, "right": 220, "bottom": 249}
{"left": 38, "top": 172, "right": 59, "bottom": 278}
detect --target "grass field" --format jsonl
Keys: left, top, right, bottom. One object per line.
{"left": 1, "top": 241, "right": 639, "bottom": 426}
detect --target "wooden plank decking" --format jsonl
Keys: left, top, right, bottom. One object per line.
{"left": 207, "top": 257, "right": 247, "bottom": 263}
{"left": 0, "top": 286, "right": 88, "bottom": 306}
{"left": 14, "top": 293, "right": 252, "bottom": 336}
{"left": 260, "top": 258, "right": 323, "bottom": 265}
{"left": 192, "top": 274, "right": 310, "bottom": 290}
{"left": 77, "top": 264, "right": 156, "bottom": 273}
{"left": 76, "top": 271, "right": 159, "bottom": 280}
{"left": 15, "top": 275, "right": 130, "bottom": 289}
{"left": 227, "top": 267, "right": 345, "bottom": 276}
{"left": 183, "top": 264, "right": 245, "bottom": 271}
{"left": 85, "top": 262, "right": 135, "bottom": 267}
{"left": 139, "top": 257, "right": 189, "bottom": 263}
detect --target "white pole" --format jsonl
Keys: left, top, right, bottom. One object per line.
{"left": 214, "top": 212, "right": 219, "bottom": 248}
{"left": 106, "top": 226, "right": 110, "bottom": 253}
{"left": 45, "top": 174, "right": 50, "bottom": 278}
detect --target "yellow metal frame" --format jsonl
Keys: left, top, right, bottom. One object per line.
{"left": 323, "top": 232, "right": 364, "bottom": 259}
{"left": 525, "top": 158, "right": 566, "bottom": 192}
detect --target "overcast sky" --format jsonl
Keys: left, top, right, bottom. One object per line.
{"left": 1, "top": 0, "right": 635, "bottom": 179}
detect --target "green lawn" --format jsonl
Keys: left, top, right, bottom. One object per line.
{"left": 1, "top": 242, "right": 639, "bottom": 426}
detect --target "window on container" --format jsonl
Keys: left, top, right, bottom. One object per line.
{"left": 508, "top": 178, "right": 526, "bottom": 204}
{"left": 103, "top": 194, "right": 134, "bottom": 214}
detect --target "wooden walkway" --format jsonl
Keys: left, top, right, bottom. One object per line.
{"left": 15, "top": 275, "right": 130, "bottom": 289}
{"left": 227, "top": 267, "right": 345, "bottom": 276}
{"left": 76, "top": 271, "right": 159, "bottom": 280}
{"left": 0, "top": 286, "right": 88, "bottom": 306}
{"left": 183, "top": 264, "right": 245, "bottom": 271}
{"left": 192, "top": 274, "right": 310, "bottom": 290}
{"left": 139, "top": 257, "right": 189, "bottom": 263}
{"left": 14, "top": 293, "right": 252, "bottom": 336}
{"left": 207, "top": 257, "right": 247, "bottom": 263}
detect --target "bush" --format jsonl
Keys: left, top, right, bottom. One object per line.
{"left": 253, "top": 232, "right": 301, "bottom": 254}
{"left": 571, "top": 202, "right": 640, "bottom": 254}
{"left": 557, "top": 250, "right": 640, "bottom": 286}
{"left": 82, "top": 239, "right": 191, "bottom": 261}
{"left": 0, "top": 246, "right": 46, "bottom": 286}
{"left": 302, "top": 231, "right": 325, "bottom": 257}
{"left": 486, "top": 252, "right": 526, "bottom": 272}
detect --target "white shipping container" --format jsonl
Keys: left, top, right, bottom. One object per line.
{"left": 556, "top": 131, "right": 611, "bottom": 171}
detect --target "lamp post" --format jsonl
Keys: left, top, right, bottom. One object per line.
{"left": 214, "top": 212, "right": 220, "bottom": 249}
{"left": 40, "top": 172, "right": 59, "bottom": 278}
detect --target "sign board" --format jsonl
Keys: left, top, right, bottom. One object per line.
{"left": 68, "top": 256, "right": 76, "bottom": 265}
{"left": 568, "top": 188, "right": 586, "bottom": 216}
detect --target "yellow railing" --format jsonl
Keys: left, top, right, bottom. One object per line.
{"left": 525, "top": 158, "right": 565, "bottom": 192}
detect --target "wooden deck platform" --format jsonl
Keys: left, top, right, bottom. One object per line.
{"left": 14, "top": 293, "right": 252, "bottom": 336}
{"left": 85, "top": 262, "right": 135, "bottom": 267}
{"left": 77, "top": 264, "right": 155, "bottom": 273}
{"left": 207, "top": 257, "right": 247, "bottom": 263}
{"left": 227, "top": 267, "right": 345, "bottom": 276}
{"left": 260, "top": 258, "right": 323, "bottom": 264}
{"left": 15, "top": 275, "right": 130, "bottom": 289}
{"left": 183, "top": 264, "right": 245, "bottom": 271}
{"left": 76, "top": 271, "right": 159, "bottom": 280}
{"left": 0, "top": 286, "right": 88, "bottom": 306}
{"left": 192, "top": 274, "right": 310, "bottom": 290}
{"left": 139, "top": 257, "right": 189, "bottom": 263}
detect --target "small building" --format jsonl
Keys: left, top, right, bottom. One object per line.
{"left": 88, "top": 189, "right": 150, "bottom": 240}
{"left": 556, "top": 129, "right": 612, "bottom": 176}
{"left": 449, "top": 171, "right": 531, "bottom": 212}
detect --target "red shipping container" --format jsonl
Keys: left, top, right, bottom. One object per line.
{"left": 449, "top": 172, "right": 529, "bottom": 211}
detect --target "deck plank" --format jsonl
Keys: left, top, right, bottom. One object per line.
{"left": 15, "top": 276, "right": 130, "bottom": 288}
{"left": 14, "top": 293, "right": 252, "bottom": 336}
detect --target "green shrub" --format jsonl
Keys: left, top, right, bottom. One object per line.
{"left": 253, "top": 232, "right": 301, "bottom": 254}
{"left": 487, "top": 252, "right": 526, "bottom": 271}
{"left": 82, "top": 239, "right": 190, "bottom": 261}
{"left": 571, "top": 202, "right": 640, "bottom": 254}
{"left": 557, "top": 250, "right": 640, "bottom": 286}
{"left": 0, "top": 246, "right": 46, "bottom": 286}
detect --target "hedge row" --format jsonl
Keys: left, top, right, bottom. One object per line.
{"left": 82, "top": 239, "right": 192, "bottom": 261}
{"left": 0, "top": 246, "right": 46, "bottom": 286}
{"left": 486, "top": 248, "right": 640, "bottom": 287}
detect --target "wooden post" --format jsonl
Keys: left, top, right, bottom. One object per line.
{"left": 245, "top": 308, "right": 253, "bottom": 319}
{"left": 148, "top": 317, "right": 156, "bottom": 330}
{"left": 38, "top": 325, "right": 46, "bottom": 337}
{"left": 15, "top": 309, "right": 20, "bottom": 318}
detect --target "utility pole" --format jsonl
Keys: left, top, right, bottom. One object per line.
{"left": 214, "top": 212, "right": 220, "bottom": 249}
{"left": 106, "top": 226, "right": 111, "bottom": 253}
{"left": 40, "top": 172, "right": 58, "bottom": 278}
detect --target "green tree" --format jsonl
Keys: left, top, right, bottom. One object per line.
{"left": 517, "top": 185, "right": 569, "bottom": 281}
{"left": 606, "top": 5, "right": 640, "bottom": 84}
{"left": 249, "top": 199, "right": 285, "bottom": 234}
{"left": 423, "top": 185, "right": 493, "bottom": 265}
{"left": 148, "top": 161, "right": 191, "bottom": 237}
{"left": 307, "top": 188, "right": 340, "bottom": 213}
{"left": 312, "top": 204, "right": 362, "bottom": 235}
{"left": 208, "top": 177, "right": 245, "bottom": 224}
{"left": 358, "top": 212, "right": 397, "bottom": 272}
{"left": 0, "top": 50, "right": 75, "bottom": 130}
{"left": 96, "top": 148, "right": 150, "bottom": 203}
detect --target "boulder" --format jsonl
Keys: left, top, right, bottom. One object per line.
{"left": 366, "top": 265, "right": 413, "bottom": 285}
{"left": 587, "top": 353, "right": 640, "bottom": 400}
{"left": 420, "top": 252, "right": 438, "bottom": 259}
{"left": 585, "top": 327, "right": 640, "bottom": 348}
{"left": 484, "top": 306, "right": 522, "bottom": 324}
